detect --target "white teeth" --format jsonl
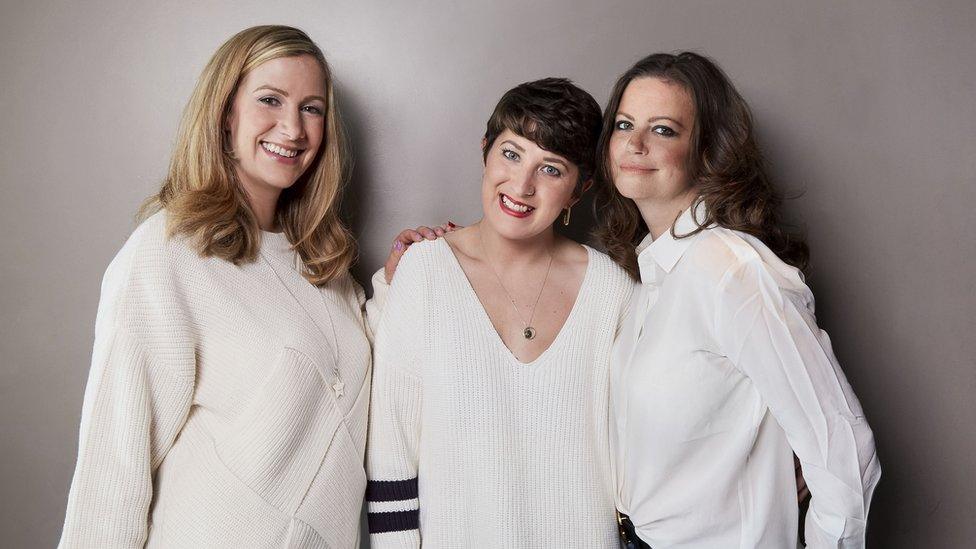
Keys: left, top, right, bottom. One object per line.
{"left": 502, "top": 194, "right": 531, "bottom": 213}
{"left": 262, "top": 142, "right": 299, "bottom": 158}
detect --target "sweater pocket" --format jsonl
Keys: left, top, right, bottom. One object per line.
{"left": 293, "top": 420, "right": 368, "bottom": 547}
{"left": 146, "top": 430, "right": 291, "bottom": 548}
{"left": 289, "top": 361, "right": 369, "bottom": 547}
{"left": 213, "top": 348, "right": 346, "bottom": 514}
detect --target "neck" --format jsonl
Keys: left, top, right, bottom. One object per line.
{"left": 477, "top": 221, "right": 556, "bottom": 268}
{"left": 635, "top": 192, "right": 697, "bottom": 241}
{"left": 239, "top": 176, "right": 281, "bottom": 232}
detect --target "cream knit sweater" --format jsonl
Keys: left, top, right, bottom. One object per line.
{"left": 365, "top": 238, "right": 635, "bottom": 548}
{"left": 59, "top": 212, "right": 373, "bottom": 548}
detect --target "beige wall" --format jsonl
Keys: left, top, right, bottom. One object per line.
{"left": 2, "top": 1, "right": 974, "bottom": 547}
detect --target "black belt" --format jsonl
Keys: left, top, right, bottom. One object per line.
{"left": 616, "top": 510, "right": 652, "bottom": 549}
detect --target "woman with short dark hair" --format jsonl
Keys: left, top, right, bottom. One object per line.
{"left": 596, "top": 52, "right": 880, "bottom": 548}
{"left": 366, "top": 78, "right": 634, "bottom": 548}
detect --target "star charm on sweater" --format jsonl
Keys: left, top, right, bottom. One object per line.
{"left": 332, "top": 368, "right": 345, "bottom": 398}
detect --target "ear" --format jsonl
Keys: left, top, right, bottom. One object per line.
{"left": 223, "top": 99, "right": 238, "bottom": 131}
{"left": 579, "top": 178, "right": 594, "bottom": 196}
{"left": 480, "top": 137, "right": 490, "bottom": 169}
{"left": 568, "top": 178, "right": 594, "bottom": 208}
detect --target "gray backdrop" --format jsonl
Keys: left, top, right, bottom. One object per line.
{"left": 1, "top": 1, "right": 974, "bottom": 547}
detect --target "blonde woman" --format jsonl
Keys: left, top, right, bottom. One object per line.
{"left": 60, "top": 26, "right": 372, "bottom": 548}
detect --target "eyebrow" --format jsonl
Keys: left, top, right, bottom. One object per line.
{"left": 501, "top": 139, "right": 525, "bottom": 152}
{"left": 502, "top": 139, "right": 570, "bottom": 168}
{"left": 542, "top": 156, "right": 569, "bottom": 168}
{"left": 616, "top": 111, "right": 686, "bottom": 130}
{"left": 253, "top": 85, "right": 327, "bottom": 103}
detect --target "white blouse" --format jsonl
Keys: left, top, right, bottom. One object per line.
{"left": 610, "top": 204, "right": 880, "bottom": 549}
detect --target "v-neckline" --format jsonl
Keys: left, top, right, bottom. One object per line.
{"left": 436, "top": 238, "right": 593, "bottom": 366}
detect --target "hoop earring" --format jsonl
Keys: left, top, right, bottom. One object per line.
{"left": 562, "top": 206, "right": 572, "bottom": 226}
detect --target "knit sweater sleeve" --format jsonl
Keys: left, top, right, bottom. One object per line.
{"left": 365, "top": 244, "right": 430, "bottom": 548}
{"left": 59, "top": 223, "right": 196, "bottom": 548}
{"left": 364, "top": 267, "right": 389, "bottom": 342}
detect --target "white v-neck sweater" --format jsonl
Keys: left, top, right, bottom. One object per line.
{"left": 365, "top": 238, "right": 636, "bottom": 548}
{"left": 59, "top": 211, "right": 372, "bottom": 548}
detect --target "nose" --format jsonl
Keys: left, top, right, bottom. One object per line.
{"left": 625, "top": 129, "right": 647, "bottom": 155}
{"left": 510, "top": 164, "right": 536, "bottom": 197}
{"left": 278, "top": 107, "right": 306, "bottom": 142}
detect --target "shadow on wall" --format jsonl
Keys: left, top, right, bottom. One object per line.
{"left": 754, "top": 111, "right": 900, "bottom": 547}
{"left": 333, "top": 81, "right": 375, "bottom": 285}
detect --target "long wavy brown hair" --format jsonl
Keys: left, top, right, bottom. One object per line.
{"left": 593, "top": 52, "right": 808, "bottom": 280}
{"left": 140, "top": 25, "right": 354, "bottom": 286}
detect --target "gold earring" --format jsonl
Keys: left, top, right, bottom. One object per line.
{"left": 562, "top": 206, "right": 572, "bottom": 226}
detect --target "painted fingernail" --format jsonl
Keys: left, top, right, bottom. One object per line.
{"left": 447, "top": 221, "right": 457, "bottom": 228}
{"left": 394, "top": 241, "right": 404, "bottom": 251}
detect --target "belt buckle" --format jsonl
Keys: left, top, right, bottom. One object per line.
{"left": 615, "top": 510, "right": 633, "bottom": 547}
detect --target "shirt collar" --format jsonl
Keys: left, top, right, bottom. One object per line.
{"left": 636, "top": 201, "right": 710, "bottom": 283}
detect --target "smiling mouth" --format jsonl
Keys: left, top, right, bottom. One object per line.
{"left": 261, "top": 141, "right": 304, "bottom": 158}
{"left": 499, "top": 193, "right": 535, "bottom": 216}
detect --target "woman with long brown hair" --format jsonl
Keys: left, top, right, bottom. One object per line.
{"left": 596, "top": 52, "right": 880, "bottom": 548}
{"left": 60, "top": 26, "right": 371, "bottom": 547}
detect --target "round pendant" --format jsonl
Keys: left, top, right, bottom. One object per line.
{"left": 523, "top": 327, "right": 536, "bottom": 340}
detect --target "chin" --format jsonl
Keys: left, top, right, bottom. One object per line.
{"left": 613, "top": 183, "right": 642, "bottom": 201}
{"left": 261, "top": 174, "right": 302, "bottom": 191}
{"left": 487, "top": 212, "right": 552, "bottom": 242}
{"left": 496, "top": 225, "right": 537, "bottom": 242}
{"left": 613, "top": 176, "right": 652, "bottom": 201}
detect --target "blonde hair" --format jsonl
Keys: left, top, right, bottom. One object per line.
{"left": 141, "top": 25, "right": 355, "bottom": 286}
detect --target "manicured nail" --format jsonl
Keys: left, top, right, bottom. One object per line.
{"left": 447, "top": 221, "right": 457, "bottom": 228}
{"left": 394, "top": 240, "right": 404, "bottom": 251}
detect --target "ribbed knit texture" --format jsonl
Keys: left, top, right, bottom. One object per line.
{"left": 59, "top": 211, "right": 372, "bottom": 548}
{"left": 366, "top": 238, "right": 635, "bottom": 548}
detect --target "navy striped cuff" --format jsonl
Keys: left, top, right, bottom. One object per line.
{"left": 366, "top": 478, "right": 418, "bottom": 502}
{"left": 368, "top": 509, "right": 419, "bottom": 534}
{"left": 366, "top": 478, "right": 420, "bottom": 533}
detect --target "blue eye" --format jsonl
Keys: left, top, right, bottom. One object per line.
{"left": 615, "top": 120, "right": 633, "bottom": 131}
{"left": 502, "top": 149, "right": 520, "bottom": 161}
{"left": 259, "top": 96, "right": 281, "bottom": 106}
{"left": 541, "top": 165, "right": 562, "bottom": 177}
{"left": 653, "top": 125, "right": 677, "bottom": 137}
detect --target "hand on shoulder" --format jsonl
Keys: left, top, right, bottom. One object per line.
{"left": 384, "top": 221, "right": 460, "bottom": 283}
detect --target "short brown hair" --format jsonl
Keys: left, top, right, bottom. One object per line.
{"left": 482, "top": 78, "right": 602, "bottom": 188}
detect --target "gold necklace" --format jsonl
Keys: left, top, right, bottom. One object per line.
{"left": 478, "top": 227, "right": 554, "bottom": 340}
